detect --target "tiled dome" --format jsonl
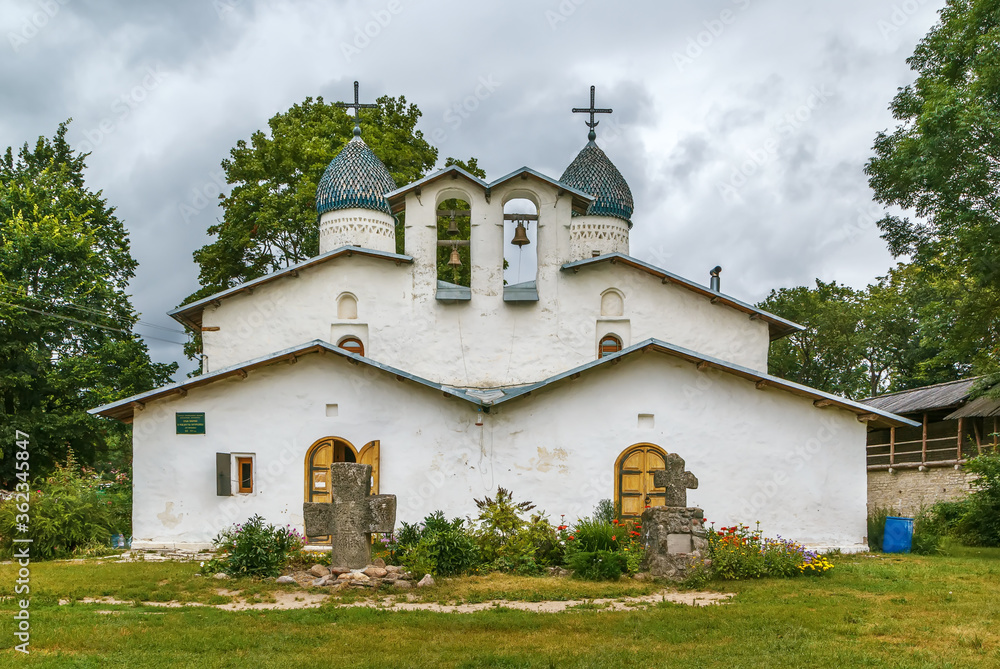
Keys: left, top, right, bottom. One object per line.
{"left": 559, "top": 141, "right": 634, "bottom": 225}
{"left": 316, "top": 135, "right": 397, "bottom": 216}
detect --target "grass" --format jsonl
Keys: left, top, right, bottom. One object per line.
{"left": 2, "top": 550, "right": 1000, "bottom": 667}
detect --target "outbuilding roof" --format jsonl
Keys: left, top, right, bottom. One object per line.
{"left": 862, "top": 377, "right": 981, "bottom": 416}
{"left": 90, "top": 338, "right": 917, "bottom": 429}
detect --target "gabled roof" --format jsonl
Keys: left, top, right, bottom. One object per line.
{"left": 561, "top": 253, "right": 804, "bottom": 341}
{"left": 91, "top": 337, "right": 916, "bottom": 429}
{"left": 169, "top": 246, "right": 412, "bottom": 330}
{"left": 384, "top": 165, "right": 595, "bottom": 215}
{"left": 487, "top": 167, "right": 594, "bottom": 215}
{"left": 863, "top": 377, "right": 981, "bottom": 416}
{"left": 385, "top": 166, "right": 487, "bottom": 214}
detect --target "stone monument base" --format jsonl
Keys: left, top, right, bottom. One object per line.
{"left": 640, "top": 506, "right": 708, "bottom": 581}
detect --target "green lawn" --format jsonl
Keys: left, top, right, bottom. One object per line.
{"left": 2, "top": 547, "right": 999, "bottom": 668}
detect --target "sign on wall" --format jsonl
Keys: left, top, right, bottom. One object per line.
{"left": 175, "top": 412, "right": 206, "bottom": 435}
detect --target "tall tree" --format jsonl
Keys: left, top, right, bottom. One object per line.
{"left": 188, "top": 95, "right": 438, "bottom": 303}
{"left": 0, "top": 123, "right": 176, "bottom": 484}
{"left": 865, "top": 0, "right": 1000, "bottom": 374}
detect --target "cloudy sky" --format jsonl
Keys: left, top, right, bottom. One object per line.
{"left": 1, "top": 0, "right": 942, "bottom": 376}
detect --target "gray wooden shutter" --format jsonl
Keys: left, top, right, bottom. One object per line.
{"left": 216, "top": 453, "right": 232, "bottom": 496}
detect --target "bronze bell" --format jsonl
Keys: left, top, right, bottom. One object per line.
{"left": 446, "top": 212, "right": 460, "bottom": 236}
{"left": 511, "top": 221, "right": 530, "bottom": 246}
{"left": 447, "top": 245, "right": 462, "bottom": 268}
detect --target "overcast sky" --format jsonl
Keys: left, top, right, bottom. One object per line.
{"left": 1, "top": 0, "right": 943, "bottom": 376}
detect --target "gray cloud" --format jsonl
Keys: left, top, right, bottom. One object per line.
{"left": 0, "top": 0, "right": 946, "bottom": 375}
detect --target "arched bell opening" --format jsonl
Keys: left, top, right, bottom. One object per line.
{"left": 436, "top": 198, "right": 472, "bottom": 289}
{"left": 503, "top": 198, "right": 538, "bottom": 299}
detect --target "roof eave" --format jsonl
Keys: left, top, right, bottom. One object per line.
{"left": 560, "top": 253, "right": 804, "bottom": 340}
{"left": 487, "top": 167, "right": 595, "bottom": 214}
{"left": 168, "top": 246, "right": 413, "bottom": 329}
{"left": 385, "top": 166, "right": 488, "bottom": 215}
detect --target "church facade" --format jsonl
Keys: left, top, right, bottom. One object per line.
{"left": 92, "top": 88, "right": 916, "bottom": 552}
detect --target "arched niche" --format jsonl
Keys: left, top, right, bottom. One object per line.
{"left": 503, "top": 197, "right": 538, "bottom": 290}
{"left": 436, "top": 197, "right": 472, "bottom": 289}
{"left": 601, "top": 288, "right": 625, "bottom": 317}
{"left": 337, "top": 292, "right": 358, "bottom": 320}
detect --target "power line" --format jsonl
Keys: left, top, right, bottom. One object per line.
{"left": 0, "top": 301, "right": 189, "bottom": 347}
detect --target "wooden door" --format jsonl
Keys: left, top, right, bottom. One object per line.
{"left": 616, "top": 444, "right": 667, "bottom": 518}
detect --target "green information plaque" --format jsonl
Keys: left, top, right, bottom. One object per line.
{"left": 175, "top": 412, "right": 206, "bottom": 435}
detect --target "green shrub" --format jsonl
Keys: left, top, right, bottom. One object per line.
{"left": 954, "top": 452, "right": 1000, "bottom": 546}
{"left": 567, "top": 550, "right": 628, "bottom": 580}
{"left": 911, "top": 509, "right": 944, "bottom": 555}
{"left": 204, "top": 515, "right": 303, "bottom": 578}
{"left": 567, "top": 517, "right": 617, "bottom": 552}
{"left": 472, "top": 488, "right": 562, "bottom": 573}
{"left": 593, "top": 498, "right": 615, "bottom": 524}
{"left": 0, "top": 454, "right": 121, "bottom": 560}
{"left": 867, "top": 506, "right": 890, "bottom": 552}
{"left": 395, "top": 511, "right": 480, "bottom": 577}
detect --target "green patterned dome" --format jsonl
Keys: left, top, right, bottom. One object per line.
{"left": 559, "top": 141, "right": 633, "bottom": 225}
{"left": 316, "top": 136, "right": 397, "bottom": 216}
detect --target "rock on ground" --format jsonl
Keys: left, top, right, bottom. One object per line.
{"left": 276, "top": 575, "right": 296, "bottom": 584}
{"left": 417, "top": 574, "right": 435, "bottom": 587}
{"left": 213, "top": 573, "right": 229, "bottom": 580}
{"left": 309, "top": 564, "right": 330, "bottom": 578}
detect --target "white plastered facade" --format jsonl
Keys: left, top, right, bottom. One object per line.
{"left": 103, "top": 159, "right": 890, "bottom": 553}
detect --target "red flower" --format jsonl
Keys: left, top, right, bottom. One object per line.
{"left": 568, "top": 535, "right": 575, "bottom": 540}
{"left": 612, "top": 535, "right": 616, "bottom": 541}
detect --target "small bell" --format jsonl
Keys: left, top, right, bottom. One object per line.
{"left": 448, "top": 245, "right": 462, "bottom": 268}
{"left": 446, "top": 212, "right": 460, "bottom": 236}
{"left": 511, "top": 220, "right": 530, "bottom": 246}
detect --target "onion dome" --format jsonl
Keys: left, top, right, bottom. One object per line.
{"left": 559, "top": 141, "right": 634, "bottom": 226}
{"left": 316, "top": 132, "right": 397, "bottom": 216}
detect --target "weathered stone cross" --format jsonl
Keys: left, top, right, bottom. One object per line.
{"left": 652, "top": 453, "right": 699, "bottom": 507}
{"left": 303, "top": 463, "right": 396, "bottom": 569}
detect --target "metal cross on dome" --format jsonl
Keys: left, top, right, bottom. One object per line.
{"left": 336, "top": 81, "right": 378, "bottom": 137}
{"left": 572, "top": 85, "right": 613, "bottom": 142}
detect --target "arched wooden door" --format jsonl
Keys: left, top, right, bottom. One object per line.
{"left": 304, "top": 437, "right": 380, "bottom": 544}
{"left": 615, "top": 444, "right": 668, "bottom": 518}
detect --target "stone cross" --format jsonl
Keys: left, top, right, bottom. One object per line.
{"left": 303, "top": 463, "right": 396, "bottom": 569}
{"left": 652, "top": 453, "right": 699, "bottom": 507}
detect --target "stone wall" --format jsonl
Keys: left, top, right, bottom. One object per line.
{"left": 867, "top": 467, "right": 975, "bottom": 516}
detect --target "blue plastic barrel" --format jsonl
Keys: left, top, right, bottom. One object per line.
{"left": 883, "top": 516, "right": 914, "bottom": 553}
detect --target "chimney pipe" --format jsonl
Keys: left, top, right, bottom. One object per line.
{"left": 710, "top": 266, "right": 722, "bottom": 292}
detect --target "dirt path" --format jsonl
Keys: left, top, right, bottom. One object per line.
{"left": 59, "top": 589, "right": 732, "bottom": 613}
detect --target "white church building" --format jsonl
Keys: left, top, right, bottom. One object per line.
{"left": 92, "top": 87, "right": 916, "bottom": 552}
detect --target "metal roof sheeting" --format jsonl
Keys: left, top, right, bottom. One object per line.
{"left": 946, "top": 395, "right": 1000, "bottom": 419}
{"left": 862, "top": 377, "right": 980, "bottom": 415}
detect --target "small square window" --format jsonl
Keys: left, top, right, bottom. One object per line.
{"left": 237, "top": 457, "right": 253, "bottom": 494}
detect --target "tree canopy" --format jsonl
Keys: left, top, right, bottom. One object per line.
{"left": 188, "top": 95, "right": 438, "bottom": 303}
{"left": 0, "top": 122, "right": 176, "bottom": 483}
{"left": 865, "top": 0, "right": 1000, "bottom": 374}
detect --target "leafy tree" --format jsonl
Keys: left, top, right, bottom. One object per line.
{"left": 865, "top": 0, "right": 1000, "bottom": 374}
{"left": 759, "top": 269, "right": 964, "bottom": 398}
{"left": 188, "top": 95, "right": 438, "bottom": 303}
{"left": 0, "top": 123, "right": 176, "bottom": 484}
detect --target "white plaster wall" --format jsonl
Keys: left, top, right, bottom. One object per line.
{"left": 319, "top": 208, "right": 396, "bottom": 255}
{"left": 131, "top": 350, "right": 867, "bottom": 551}
{"left": 201, "top": 177, "right": 770, "bottom": 380}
